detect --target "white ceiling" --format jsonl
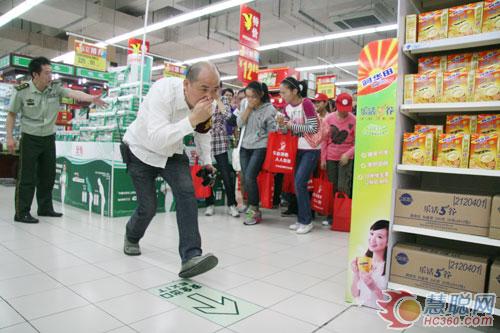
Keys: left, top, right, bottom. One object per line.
{"left": 0, "top": 0, "right": 398, "bottom": 82}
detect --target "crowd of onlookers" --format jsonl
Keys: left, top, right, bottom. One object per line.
{"left": 200, "top": 77, "right": 356, "bottom": 235}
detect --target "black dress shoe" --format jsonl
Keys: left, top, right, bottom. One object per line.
{"left": 38, "top": 211, "right": 63, "bottom": 217}
{"left": 14, "top": 214, "right": 39, "bottom": 224}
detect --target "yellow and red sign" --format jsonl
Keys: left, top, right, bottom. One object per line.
{"left": 74, "top": 41, "right": 107, "bottom": 72}
{"left": 164, "top": 62, "right": 186, "bottom": 79}
{"left": 258, "top": 67, "right": 298, "bottom": 91}
{"left": 128, "top": 38, "right": 150, "bottom": 54}
{"left": 238, "top": 5, "right": 260, "bottom": 84}
{"left": 316, "top": 74, "right": 337, "bottom": 98}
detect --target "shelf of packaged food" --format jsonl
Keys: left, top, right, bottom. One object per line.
{"left": 403, "top": 31, "right": 500, "bottom": 55}
{"left": 392, "top": 225, "right": 500, "bottom": 247}
{"left": 400, "top": 102, "right": 500, "bottom": 117}
{"left": 397, "top": 164, "right": 500, "bottom": 178}
{"left": 387, "top": 282, "right": 500, "bottom": 316}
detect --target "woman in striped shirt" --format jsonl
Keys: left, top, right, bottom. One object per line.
{"left": 278, "top": 77, "right": 321, "bottom": 235}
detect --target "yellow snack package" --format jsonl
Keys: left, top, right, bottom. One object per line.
{"left": 477, "top": 114, "right": 500, "bottom": 134}
{"left": 418, "top": 9, "right": 448, "bottom": 42}
{"left": 418, "top": 56, "right": 447, "bottom": 73}
{"left": 442, "top": 71, "right": 473, "bottom": 103}
{"left": 477, "top": 49, "right": 500, "bottom": 70}
{"left": 415, "top": 125, "right": 444, "bottom": 163}
{"left": 474, "top": 68, "right": 500, "bottom": 101}
{"left": 437, "top": 133, "right": 471, "bottom": 168}
{"left": 446, "top": 115, "right": 478, "bottom": 134}
{"left": 404, "top": 75, "right": 415, "bottom": 104}
{"left": 414, "top": 73, "right": 442, "bottom": 104}
{"left": 470, "top": 134, "right": 498, "bottom": 169}
{"left": 448, "top": 2, "right": 483, "bottom": 38}
{"left": 447, "top": 53, "right": 477, "bottom": 72}
{"left": 482, "top": 0, "right": 500, "bottom": 33}
{"left": 406, "top": 14, "right": 418, "bottom": 43}
{"left": 357, "top": 257, "right": 372, "bottom": 273}
{"left": 402, "top": 132, "right": 434, "bottom": 166}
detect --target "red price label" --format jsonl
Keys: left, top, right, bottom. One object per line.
{"left": 238, "top": 57, "right": 259, "bottom": 84}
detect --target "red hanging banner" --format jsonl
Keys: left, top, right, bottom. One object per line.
{"left": 128, "top": 38, "right": 150, "bottom": 54}
{"left": 238, "top": 5, "right": 260, "bottom": 84}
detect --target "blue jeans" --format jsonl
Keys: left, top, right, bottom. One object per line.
{"left": 239, "top": 147, "right": 267, "bottom": 207}
{"left": 126, "top": 150, "right": 201, "bottom": 263}
{"left": 295, "top": 149, "right": 320, "bottom": 225}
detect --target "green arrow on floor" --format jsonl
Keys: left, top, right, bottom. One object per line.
{"left": 188, "top": 293, "right": 239, "bottom": 315}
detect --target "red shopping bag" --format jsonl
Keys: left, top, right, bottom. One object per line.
{"left": 282, "top": 173, "right": 294, "bottom": 193}
{"left": 190, "top": 163, "right": 212, "bottom": 199}
{"left": 257, "top": 171, "right": 275, "bottom": 209}
{"left": 263, "top": 132, "right": 298, "bottom": 174}
{"left": 311, "top": 170, "right": 334, "bottom": 216}
{"left": 332, "top": 192, "right": 352, "bottom": 232}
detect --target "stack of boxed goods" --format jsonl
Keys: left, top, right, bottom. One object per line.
{"left": 405, "top": 1, "right": 500, "bottom": 44}
{"left": 401, "top": 114, "right": 499, "bottom": 169}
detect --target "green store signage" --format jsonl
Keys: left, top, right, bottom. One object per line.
{"left": 75, "top": 67, "right": 109, "bottom": 81}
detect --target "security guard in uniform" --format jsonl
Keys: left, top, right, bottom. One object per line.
{"left": 6, "top": 57, "right": 106, "bottom": 223}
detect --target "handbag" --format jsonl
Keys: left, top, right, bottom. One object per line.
{"left": 257, "top": 171, "right": 275, "bottom": 209}
{"left": 311, "top": 170, "right": 334, "bottom": 216}
{"left": 262, "top": 132, "right": 298, "bottom": 174}
{"left": 232, "top": 126, "right": 245, "bottom": 172}
{"left": 190, "top": 161, "right": 212, "bottom": 199}
{"left": 332, "top": 192, "right": 352, "bottom": 232}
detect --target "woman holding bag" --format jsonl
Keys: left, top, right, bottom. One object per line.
{"left": 237, "top": 81, "right": 276, "bottom": 225}
{"left": 320, "top": 93, "right": 356, "bottom": 226}
{"left": 278, "top": 77, "right": 321, "bottom": 235}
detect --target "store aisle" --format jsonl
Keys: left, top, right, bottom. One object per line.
{"left": 0, "top": 185, "right": 498, "bottom": 333}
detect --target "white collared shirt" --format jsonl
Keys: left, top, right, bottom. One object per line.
{"left": 123, "top": 77, "right": 212, "bottom": 168}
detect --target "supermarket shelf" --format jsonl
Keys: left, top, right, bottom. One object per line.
{"left": 403, "top": 31, "right": 500, "bottom": 55}
{"left": 400, "top": 101, "right": 500, "bottom": 117}
{"left": 397, "top": 164, "right": 500, "bottom": 177}
{"left": 392, "top": 225, "right": 500, "bottom": 247}
{"left": 387, "top": 282, "right": 500, "bottom": 316}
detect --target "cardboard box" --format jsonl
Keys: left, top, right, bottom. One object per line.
{"left": 446, "top": 115, "right": 477, "bottom": 135}
{"left": 448, "top": 2, "right": 484, "bottom": 38}
{"left": 402, "top": 132, "right": 434, "bottom": 166}
{"left": 394, "top": 189, "right": 491, "bottom": 236}
{"left": 415, "top": 73, "right": 442, "bottom": 104}
{"left": 390, "top": 243, "right": 488, "bottom": 294}
{"left": 415, "top": 125, "right": 443, "bottom": 163}
{"left": 470, "top": 133, "right": 499, "bottom": 169}
{"left": 406, "top": 14, "right": 418, "bottom": 43}
{"left": 447, "top": 53, "right": 478, "bottom": 72}
{"left": 404, "top": 75, "right": 415, "bottom": 104}
{"left": 477, "top": 114, "right": 500, "bottom": 134}
{"left": 477, "top": 49, "right": 500, "bottom": 70}
{"left": 474, "top": 68, "right": 500, "bottom": 101}
{"left": 437, "top": 133, "right": 471, "bottom": 168}
{"left": 482, "top": 0, "right": 500, "bottom": 33}
{"left": 418, "top": 56, "right": 447, "bottom": 73}
{"left": 488, "top": 259, "right": 500, "bottom": 308}
{"left": 489, "top": 195, "right": 500, "bottom": 239}
{"left": 418, "top": 9, "right": 448, "bottom": 42}
{"left": 442, "top": 71, "right": 474, "bottom": 103}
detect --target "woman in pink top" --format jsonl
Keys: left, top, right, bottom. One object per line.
{"left": 320, "top": 93, "right": 356, "bottom": 226}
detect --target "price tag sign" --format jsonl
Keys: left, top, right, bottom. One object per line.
{"left": 238, "top": 57, "right": 259, "bottom": 84}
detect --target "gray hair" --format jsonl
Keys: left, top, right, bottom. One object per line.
{"left": 186, "top": 61, "right": 220, "bottom": 82}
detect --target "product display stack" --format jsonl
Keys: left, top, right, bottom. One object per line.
{"left": 388, "top": 0, "right": 500, "bottom": 312}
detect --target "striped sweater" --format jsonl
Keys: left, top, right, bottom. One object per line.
{"left": 284, "top": 98, "right": 320, "bottom": 150}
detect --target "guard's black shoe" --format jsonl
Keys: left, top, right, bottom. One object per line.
{"left": 38, "top": 211, "right": 63, "bottom": 217}
{"left": 14, "top": 214, "right": 39, "bottom": 224}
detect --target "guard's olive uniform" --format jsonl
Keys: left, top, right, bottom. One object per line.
{"left": 9, "top": 80, "right": 69, "bottom": 217}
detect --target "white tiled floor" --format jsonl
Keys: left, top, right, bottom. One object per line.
{"left": 0, "top": 185, "right": 499, "bottom": 333}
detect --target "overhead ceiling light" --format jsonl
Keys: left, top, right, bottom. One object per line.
{"left": 295, "top": 61, "right": 359, "bottom": 72}
{"left": 335, "top": 81, "right": 358, "bottom": 86}
{"left": 105, "top": 0, "right": 254, "bottom": 46}
{"left": 168, "top": 23, "right": 396, "bottom": 69}
{"left": 221, "top": 75, "right": 238, "bottom": 81}
{"left": 52, "top": 0, "right": 253, "bottom": 64}
{"left": 0, "top": 0, "right": 46, "bottom": 28}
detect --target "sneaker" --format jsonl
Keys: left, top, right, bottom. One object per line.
{"left": 178, "top": 253, "right": 218, "bottom": 278}
{"left": 289, "top": 222, "right": 300, "bottom": 230}
{"left": 238, "top": 205, "right": 248, "bottom": 213}
{"left": 123, "top": 236, "right": 141, "bottom": 256}
{"left": 228, "top": 205, "right": 240, "bottom": 217}
{"left": 205, "top": 205, "right": 215, "bottom": 216}
{"left": 281, "top": 210, "right": 296, "bottom": 217}
{"left": 244, "top": 209, "right": 262, "bottom": 225}
{"left": 322, "top": 220, "right": 331, "bottom": 227}
{"left": 296, "top": 223, "right": 314, "bottom": 234}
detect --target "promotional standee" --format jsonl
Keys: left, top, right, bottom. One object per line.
{"left": 346, "top": 38, "right": 398, "bottom": 308}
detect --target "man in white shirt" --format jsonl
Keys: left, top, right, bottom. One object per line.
{"left": 122, "top": 61, "right": 218, "bottom": 278}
